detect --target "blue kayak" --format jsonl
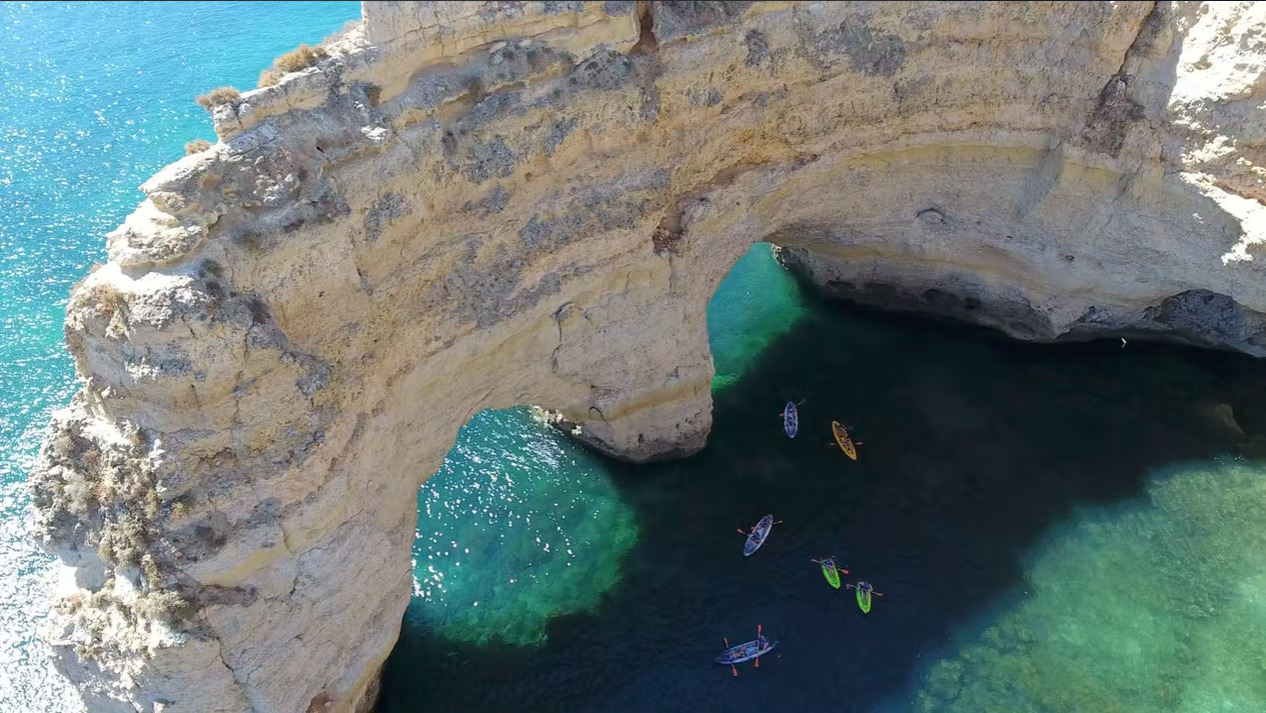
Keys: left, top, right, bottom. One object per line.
{"left": 783, "top": 401, "right": 799, "bottom": 438}
{"left": 742, "top": 514, "right": 776, "bottom": 556}
{"left": 716, "top": 625, "right": 776, "bottom": 676}
{"left": 716, "top": 635, "right": 776, "bottom": 665}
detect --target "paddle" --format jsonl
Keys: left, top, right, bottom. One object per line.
{"left": 754, "top": 625, "right": 762, "bottom": 669}
{"left": 845, "top": 583, "right": 884, "bottom": 596}
{"left": 844, "top": 424, "right": 863, "bottom": 447}
{"left": 778, "top": 398, "right": 807, "bottom": 417}
{"left": 723, "top": 636, "right": 737, "bottom": 676}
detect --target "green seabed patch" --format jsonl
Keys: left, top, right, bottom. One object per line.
{"left": 707, "top": 243, "right": 807, "bottom": 392}
{"left": 407, "top": 408, "right": 637, "bottom": 647}
{"left": 911, "top": 458, "right": 1266, "bottom": 713}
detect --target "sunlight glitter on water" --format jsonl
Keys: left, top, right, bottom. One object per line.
{"left": 406, "top": 408, "right": 638, "bottom": 646}
{"left": 0, "top": 3, "right": 364, "bottom": 710}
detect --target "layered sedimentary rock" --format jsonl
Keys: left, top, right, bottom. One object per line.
{"left": 28, "top": 2, "right": 1266, "bottom": 711}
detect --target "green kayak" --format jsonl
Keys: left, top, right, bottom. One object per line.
{"left": 854, "top": 581, "right": 877, "bottom": 613}
{"left": 813, "top": 557, "right": 845, "bottom": 589}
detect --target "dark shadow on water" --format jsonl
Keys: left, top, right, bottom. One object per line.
{"left": 379, "top": 292, "right": 1266, "bottom": 713}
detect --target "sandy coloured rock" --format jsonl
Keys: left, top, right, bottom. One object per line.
{"left": 28, "top": 2, "right": 1266, "bottom": 711}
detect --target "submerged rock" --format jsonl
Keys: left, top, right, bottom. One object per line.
{"left": 28, "top": 1, "right": 1266, "bottom": 711}
{"left": 910, "top": 461, "right": 1266, "bottom": 712}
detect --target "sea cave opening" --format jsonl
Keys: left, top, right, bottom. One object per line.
{"left": 379, "top": 243, "right": 1266, "bottom": 712}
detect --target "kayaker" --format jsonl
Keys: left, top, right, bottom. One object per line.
{"left": 846, "top": 581, "right": 883, "bottom": 596}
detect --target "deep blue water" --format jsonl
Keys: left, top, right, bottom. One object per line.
{"left": 3, "top": 4, "right": 1265, "bottom": 713}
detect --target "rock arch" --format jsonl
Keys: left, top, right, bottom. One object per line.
{"left": 30, "top": 2, "right": 1266, "bottom": 711}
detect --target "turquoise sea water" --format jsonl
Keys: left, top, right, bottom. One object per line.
{"left": 0, "top": 3, "right": 360, "bottom": 710}
{"left": 4, "top": 4, "right": 1266, "bottom": 713}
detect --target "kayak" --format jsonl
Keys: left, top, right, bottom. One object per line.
{"left": 832, "top": 421, "right": 858, "bottom": 460}
{"left": 817, "top": 557, "right": 843, "bottom": 589}
{"left": 856, "top": 582, "right": 873, "bottom": 613}
{"left": 783, "top": 401, "right": 799, "bottom": 438}
{"left": 717, "top": 625, "right": 775, "bottom": 676}
{"left": 716, "top": 635, "right": 776, "bottom": 665}
{"left": 743, "top": 514, "right": 775, "bottom": 556}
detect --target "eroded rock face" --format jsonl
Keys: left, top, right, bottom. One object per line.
{"left": 28, "top": 1, "right": 1266, "bottom": 711}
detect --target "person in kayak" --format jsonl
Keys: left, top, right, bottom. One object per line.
{"left": 811, "top": 557, "right": 848, "bottom": 574}
{"left": 845, "top": 581, "right": 883, "bottom": 596}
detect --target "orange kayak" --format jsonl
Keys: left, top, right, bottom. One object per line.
{"left": 832, "top": 421, "right": 857, "bottom": 460}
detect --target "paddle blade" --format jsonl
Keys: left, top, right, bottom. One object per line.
{"left": 724, "top": 637, "right": 729, "bottom": 647}
{"left": 737, "top": 529, "right": 747, "bottom": 535}
{"left": 758, "top": 624, "right": 762, "bottom": 637}
{"left": 754, "top": 657, "right": 759, "bottom": 668}
{"left": 875, "top": 592, "right": 884, "bottom": 597}
{"left": 732, "top": 665, "right": 738, "bottom": 677}
{"left": 841, "top": 569, "right": 850, "bottom": 574}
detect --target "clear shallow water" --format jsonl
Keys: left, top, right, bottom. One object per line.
{"left": 908, "top": 459, "right": 1266, "bottom": 713}
{"left": 0, "top": 3, "right": 360, "bottom": 710}
{"left": 707, "top": 245, "right": 808, "bottom": 390}
{"left": 408, "top": 408, "right": 638, "bottom": 647}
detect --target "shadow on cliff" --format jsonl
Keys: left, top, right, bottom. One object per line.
{"left": 378, "top": 282, "right": 1266, "bottom": 713}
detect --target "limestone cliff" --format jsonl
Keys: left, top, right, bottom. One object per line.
{"left": 27, "top": 2, "right": 1266, "bottom": 711}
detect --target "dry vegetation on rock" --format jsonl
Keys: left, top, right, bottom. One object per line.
{"left": 184, "top": 138, "right": 212, "bottom": 155}
{"left": 259, "top": 43, "right": 327, "bottom": 87}
{"left": 194, "top": 86, "right": 241, "bottom": 110}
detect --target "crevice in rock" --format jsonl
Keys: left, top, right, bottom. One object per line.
{"left": 633, "top": 1, "right": 658, "bottom": 55}
{"left": 549, "top": 303, "right": 570, "bottom": 375}
{"left": 212, "top": 635, "right": 256, "bottom": 713}
{"left": 1081, "top": 1, "right": 1166, "bottom": 156}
